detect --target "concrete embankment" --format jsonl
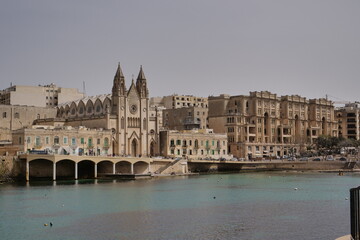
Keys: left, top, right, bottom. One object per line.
{"left": 187, "top": 160, "right": 358, "bottom": 173}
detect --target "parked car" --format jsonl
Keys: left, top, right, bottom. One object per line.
{"left": 288, "top": 157, "right": 296, "bottom": 161}
{"left": 326, "top": 155, "right": 334, "bottom": 161}
{"left": 313, "top": 157, "right": 321, "bottom": 161}
{"left": 299, "top": 157, "right": 308, "bottom": 161}
{"left": 339, "top": 157, "right": 347, "bottom": 161}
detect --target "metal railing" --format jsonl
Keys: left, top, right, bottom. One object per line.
{"left": 351, "top": 186, "right": 360, "bottom": 240}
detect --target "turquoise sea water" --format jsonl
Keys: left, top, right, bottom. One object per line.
{"left": 0, "top": 172, "right": 358, "bottom": 240}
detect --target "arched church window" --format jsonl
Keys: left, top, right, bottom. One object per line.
{"left": 87, "top": 106, "right": 92, "bottom": 114}
{"left": 121, "top": 117, "right": 125, "bottom": 129}
{"left": 79, "top": 107, "right": 84, "bottom": 114}
{"left": 143, "top": 118, "right": 147, "bottom": 130}
{"left": 96, "top": 105, "right": 101, "bottom": 112}
{"left": 71, "top": 108, "right": 76, "bottom": 115}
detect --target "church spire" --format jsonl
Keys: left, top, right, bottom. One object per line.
{"left": 137, "top": 65, "right": 146, "bottom": 80}
{"left": 136, "top": 65, "right": 148, "bottom": 98}
{"left": 112, "top": 62, "right": 126, "bottom": 96}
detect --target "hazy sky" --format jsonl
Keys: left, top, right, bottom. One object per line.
{"left": 1, "top": 0, "right": 359, "bottom": 102}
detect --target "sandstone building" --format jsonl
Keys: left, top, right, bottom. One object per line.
{"left": 159, "top": 129, "right": 228, "bottom": 159}
{"left": 34, "top": 64, "right": 160, "bottom": 157}
{"left": 12, "top": 125, "right": 113, "bottom": 156}
{"left": 208, "top": 91, "right": 337, "bottom": 159}
{"left": 0, "top": 83, "right": 84, "bottom": 107}
{"left": 336, "top": 103, "right": 360, "bottom": 140}
{"left": 151, "top": 94, "right": 208, "bottom": 131}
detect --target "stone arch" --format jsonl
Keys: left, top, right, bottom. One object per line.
{"left": 131, "top": 138, "right": 138, "bottom": 157}
{"left": 133, "top": 161, "right": 149, "bottom": 174}
{"left": 322, "top": 117, "right": 327, "bottom": 135}
{"left": 294, "top": 115, "right": 301, "bottom": 143}
{"left": 58, "top": 107, "right": 64, "bottom": 118}
{"left": 85, "top": 99, "right": 94, "bottom": 116}
{"left": 264, "top": 112, "right": 270, "bottom": 142}
{"left": 78, "top": 101, "right": 85, "bottom": 117}
{"left": 115, "top": 160, "right": 132, "bottom": 173}
{"left": 97, "top": 160, "right": 113, "bottom": 174}
{"left": 94, "top": 99, "right": 103, "bottom": 115}
{"left": 150, "top": 141, "right": 156, "bottom": 157}
{"left": 29, "top": 159, "right": 53, "bottom": 180}
{"left": 56, "top": 159, "right": 76, "bottom": 179}
{"left": 78, "top": 160, "right": 95, "bottom": 179}
{"left": 103, "top": 97, "right": 111, "bottom": 114}
{"left": 64, "top": 105, "right": 70, "bottom": 117}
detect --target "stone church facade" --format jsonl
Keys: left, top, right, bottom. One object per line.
{"left": 34, "top": 64, "right": 160, "bottom": 157}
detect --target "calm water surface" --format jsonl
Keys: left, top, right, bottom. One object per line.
{"left": 0, "top": 172, "right": 359, "bottom": 240}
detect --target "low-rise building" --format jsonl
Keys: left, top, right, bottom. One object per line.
{"left": 0, "top": 84, "right": 84, "bottom": 107}
{"left": 163, "top": 106, "right": 208, "bottom": 130}
{"left": 151, "top": 94, "right": 208, "bottom": 109}
{"left": 12, "top": 125, "right": 113, "bottom": 156}
{"left": 159, "top": 129, "right": 228, "bottom": 159}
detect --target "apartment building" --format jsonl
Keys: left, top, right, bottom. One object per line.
{"left": 208, "top": 91, "right": 337, "bottom": 159}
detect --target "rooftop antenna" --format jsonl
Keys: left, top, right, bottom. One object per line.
{"left": 83, "top": 81, "right": 86, "bottom": 96}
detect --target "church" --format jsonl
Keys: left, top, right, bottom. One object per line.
{"left": 35, "top": 64, "right": 160, "bottom": 157}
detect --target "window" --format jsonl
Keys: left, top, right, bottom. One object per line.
{"left": 97, "top": 138, "right": 100, "bottom": 144}
{"left": 35, "top": 136, "right": 41, "bottom": 146}
{"left": 96, "top": 105, "right": 101, "bottom": 112}
{"left": 2, "top": 112, "right": 7, "bottom": 118}
{"left": 121, "top": 117, "right": 125, "bottom": 129}
{"left": 63, "top": 137, "right": 68, "bottom": 144}
{"left": 45, "top": 136, "right": 50, "bottom": 144}
{"left": 143, "top": 118, "right": 147, "bottom": 130}
{"left": 14, "top": 112, "right": 19, "bottom": 118}
{"left": 80, "top": 138, "right": 84, "bottom": 144}
{"left": 27, "top": 136, "right": 31, "bottom": 144}
{"left": 54, "top": 136, "right": 59, "bottom": 144}
{"left": 176, "top": 140, "right": 181, "bottom": 145}
{"left": 71, "top": 137, "right": 76, "bottom": 146}
{"left": 104, "top": 138, "right": 109, "bottom": 147}
{"left": 19, "top": 137, "right": 22, "bottom": 144}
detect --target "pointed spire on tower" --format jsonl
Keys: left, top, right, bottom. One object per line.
{"left": 136, "top": 65, "right": 148, "bottom": 98}
{"left": 137, "top": 65, "right": 146, "bottom": 80}
{"left": 115, "top": 62, "right": 124, "bottom": 79}
{"left": 112, "top": 62, "right": 126, "bottom": 97}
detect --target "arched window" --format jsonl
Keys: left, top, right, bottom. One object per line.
{"left": 54, "top": 136, "right": 59, "bottom": 144}
{"left": 2, "top": 112, "right": 7, "bottom": 118}
{"left": 87, "top": 106, "right": 92, "bottom": 114}
{"left": 143, "top": 118, "right": 147, "bottom": 130}
{"left": 37, "top": 114, "right": 40, "bottom": 119}
{"left": 14, "top": 112, "right": 19, "bottom": 118}
{"left": 96, "top": 105, "right": 101, "bottom": 112}
{"left": 79, "top": 107, "right": 84, "bottom": 114}
{"left": 121, "top": 117, "right": 125, "bottom": 129}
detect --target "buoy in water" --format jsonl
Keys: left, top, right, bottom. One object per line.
{"left": 294, "top": 188, "right": 298, "bottom": 190}
{"left": 44, "top": 223, "right": 48, "bottom": 226}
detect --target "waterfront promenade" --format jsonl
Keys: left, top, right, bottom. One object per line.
{"left": 18, "top": 153, "right": 358, "bottom": 181}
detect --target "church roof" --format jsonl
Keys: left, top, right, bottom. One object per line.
{"left": 58, "top": 94, "right": 111, "bottom": 107}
